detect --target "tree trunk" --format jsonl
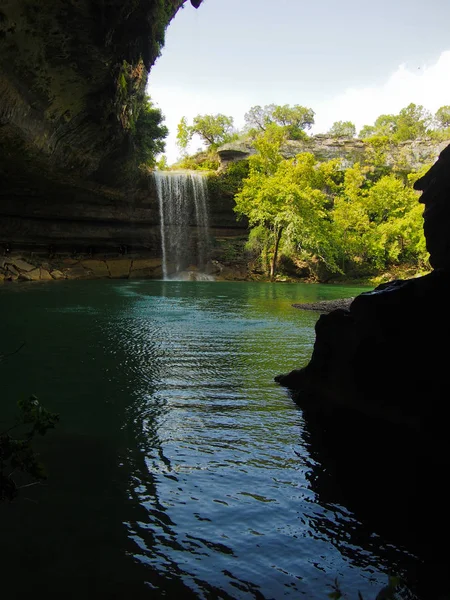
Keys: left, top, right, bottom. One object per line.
{"left": 270, "top": 226, "right": 283, "bottom": 280}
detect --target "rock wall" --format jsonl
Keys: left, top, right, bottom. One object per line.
{"left": 217, "top": 135, "right": 450, "bottom": 170}
{"left": 0, "top": 0, "right": 217, "bottom": 255}
{"left": 0, "top": 0, "right": 204, "bottom": 181}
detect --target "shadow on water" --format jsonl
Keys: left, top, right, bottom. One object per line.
{"left": 297, "top": 400, "right": 449, "bottom": 600}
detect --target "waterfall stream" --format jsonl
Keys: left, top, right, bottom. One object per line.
{"left": 154, "top": 171, "right": 212, "bottom": 280}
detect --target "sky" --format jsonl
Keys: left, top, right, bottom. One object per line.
{"left": 147, "top": 0, "right": 450, "bottom": 165}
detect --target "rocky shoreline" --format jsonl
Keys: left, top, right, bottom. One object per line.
{"left": 0, "top": 253, "right": 252, "bottom": 283}
{"left": 292, "top": 297, "right": 355, "bottom": 313}
{"left": 0, "top": 254, "right": 162, "bottom": 283}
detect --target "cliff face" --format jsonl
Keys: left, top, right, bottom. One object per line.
{"left": 0, "top": 0, "right": 204, "bottom": 180}
{"left": 217, "top": 135, "right": 450, "bottom": 170}
{"left": 0, "top": 0, "right": 213, "bottom": 254}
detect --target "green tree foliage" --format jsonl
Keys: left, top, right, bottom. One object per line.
{"left": 132, "top": 95, "right": 168, "bottom": 167}
{"left": 359, "top": 114, "right": 397, "bottom": 138}
{"left": 359, "top": 104, "right": 432, "bottom": 142}
{"left": 244, "top": 104, "right": 315, "bottom": 140}
{"left": 435, "top": 105, "right": 450, "bottom": 129}
{"left": 176, "top": 116, "right": 191, "bottom": 150}
{"left": 328, "top": 121, "right": 356, "bottom": 138}
{"left": 1, "top": 396, "right": 59, "bottom": 502}
{"left": 395, "top": 103, "right": 432, "bottom": 141}
{"left": 156, "top": 155, "right": 169, "bottom": 170}
{"left": 176, "top": 114, "right": 237, "bottom": 150}
{"left": 332, "top": 164, "right": 429, "bottom": 273}
{"left": 175, "top": 150, "right": 220, "bottom": 171}
{"left": 234, "top": 127, "right": 342, "bottom": 279}
{"left": 207, "top": 160, "right": 250, "bottom": 198}
{"left": 233, "top": 126, "right": 429, "bottom": 280}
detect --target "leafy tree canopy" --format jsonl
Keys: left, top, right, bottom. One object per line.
{"left": 244, "top": 104, "right": 315, "bottom": 140}
{"left": 132, "top": 95, "right": 168, "bottom": 167}
{"left": 395, "top": 103, "right": 432, "bottom": 141}
{"left": 358, "top": 104, "right": 432, "bottom": 142}
{"left": 435, "top": 105, "right": 450, "bottom": 129}
{"left": 176, "top": 113, "right": 237, "bottom": 150}
{"left": 327, "top": 121, "right": 356, "bottom": 138}
{"left": 234, "top": 127, "right": 342, "bottom": 278}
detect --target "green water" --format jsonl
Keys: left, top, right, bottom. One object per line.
{"left": 0, "top": 279, "right": 416, "bottom": 599}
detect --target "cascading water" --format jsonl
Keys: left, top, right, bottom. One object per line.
{"left": 154, "top": 171, "right": 212, "bottom": 280}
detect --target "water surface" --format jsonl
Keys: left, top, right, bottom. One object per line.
{"left": 0, "top": 280, "right": 417, "bottom": 598}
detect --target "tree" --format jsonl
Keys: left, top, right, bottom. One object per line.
{"left": 176, "top": 116, "right": 191, "bottom": 150}
{"left": 328, "top": 121, "right": 356, "bottom": 138}
{"left": 394, "top": 103, "right": 432, "bottom": 141}
{"left": 234, "top": 127, "right": 341, "bottom": 279}
{"left": 156, "top": 155, "right": 169, "bottom": 170}
{"left": 332, "top": 164, "right": 428, "bottom": 272}
{"left": 358, "top": 125, "right": 374, "bottom": 138}
{"left": 359, "top": 104, "right": 432, "bottom": 142}
{"left": 435, "top": 105, "right": 450, "bottom": 129}
{"left": 132, "top": 95, "right": 168, "bottom": 166}
{"left": 176, "top": 113, "right": 237, "bottom": 150}
{"left": 244, "top": 104, "right": 315, "bottom": 140}
{"left": 1, "top": 396, "right": 59, "bottom": 502}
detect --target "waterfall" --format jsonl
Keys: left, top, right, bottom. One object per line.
{"left": 154, "top": 171, "right": 212, "bottom": 280}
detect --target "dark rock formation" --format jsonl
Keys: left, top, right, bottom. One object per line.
{"left": 414, "top": 143, "right": 450, "bottom": 269}
{"left": 277, "top": 269, "right": 450, "bottom": 429}
{"left": 0, "top": 0, "right": 209, "bottom": 253}
{"left": 292, "top": 297, "right": 354, "bottom": 313}
{"left": 0, "top": 0, "right": 199, "bottom": 181}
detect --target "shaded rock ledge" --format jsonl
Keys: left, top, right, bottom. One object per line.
{"left": 292, "top": 297, "right": 354, "bottom": 313}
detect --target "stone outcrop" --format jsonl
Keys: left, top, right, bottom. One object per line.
{"left": 0, "top": 254, "right": 163, "bottom": 282}
{"left": 0, "top": 0, "right": 202, "bottom": 183}
{"left": 218, "top": 135, "right": 450, "bottom": 170}
{"left": 0, "top": 0, "right": 207, "bottom": 254}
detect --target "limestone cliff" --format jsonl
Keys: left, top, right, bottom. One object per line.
{"left": 218, "top": 135, "right": 450, "bottom": 170}
{"left": 0, "top": 0, "right": 208, "bottom": 253}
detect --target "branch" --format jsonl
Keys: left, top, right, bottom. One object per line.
{"left": 0, "top": 342, "right": 25, "bottom": 363}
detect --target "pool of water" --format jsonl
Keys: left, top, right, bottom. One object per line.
{"left": 0, "top": 279, "right": 419, "bottom": 598}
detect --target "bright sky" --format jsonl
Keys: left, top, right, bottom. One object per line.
{"left": 147, "top": 0, "right": 450, "bottom": 165}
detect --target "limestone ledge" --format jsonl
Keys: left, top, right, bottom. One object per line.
{"left": 0, "top": 254, "right": 252, "bottom": 283}
{"left": 0, "top": 255, "right": 163, "bottom": 283}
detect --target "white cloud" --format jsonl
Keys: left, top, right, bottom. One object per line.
{"left": 312, "top": 50, "right": 450, "bottom": 135}
{"left": 149, "top": 50, "right": 450, "bottom": 165}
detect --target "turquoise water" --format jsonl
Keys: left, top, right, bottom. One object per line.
{"left": 0, "top": 279, "right": 416, "bottom": 598}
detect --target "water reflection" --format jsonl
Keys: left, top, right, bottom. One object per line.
{"left": 297, "top": 402, "right": 445, "bottom": 599}
{"left": 0, "top": 279, "right": 415, "bottom": 599}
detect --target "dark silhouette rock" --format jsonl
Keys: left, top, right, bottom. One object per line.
{"left": 275, "top": 142, "right": 450, "bottom": 596}
{"left": 414, "top": 143, "right": 450, "bottom": 269}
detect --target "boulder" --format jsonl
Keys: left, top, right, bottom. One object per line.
{"left": 50, "top": 270, "right": 65, "bottom": 280}
{"left": 40, "top": 268, "right": 53, "bottom": 281}
{"left": 18, "top": 268, "right": 41, "bottom": 281}
{"left": 8, "top": 258, "right": 36, "bottom": 272}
